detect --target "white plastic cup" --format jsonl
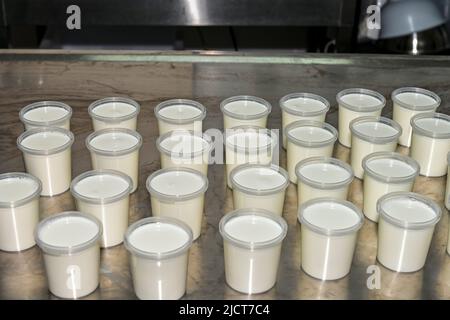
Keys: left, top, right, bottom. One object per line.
{"left": 146, "top": 167, "right": 208, "bottom": 240}
{"left": 298, "top": 198, "right": 363, "bottom": 280}
{"left": 86, "top": 128, "right": 142, "bottom": 193}
{"left": 156, "top": 130, "right": 212, "bottom": 176}
{"left": 349, "top": 116, "right": 402, "bottom": 179}
{"left": 19, "top": 101, "right": 72, "bottom": 131}
{"left": 220, "top": 95, "right": 272, "bottom": 130}
{"left": 362, "top": 152, "right": 419, "bottom": 222}
{"left": 154, "top": 99, "right": 206, "bottom": 135}
{"left": 88, "top": 97, "right": 140, "bottom": 131}
{"left": 17, "top": 127, "right": 74, "bottom": 196}
{"left": 219, "top": 208, "right": 288, "bottom": 294}
{"left": 377, "top": 192, "right": 441, "bottom": 273}
{"left": 392, "top": 87, "right": 440, "bottom": 147}
{"left": 410, "top": 112, "right": 450, "bottom": 177}
{"left": 0, "top": 172, "right": 42, "bottom": 252}
{"left": 70, "top": 169, "right": 133, "bottom": 248}
{"left": 124, "top": 217, "right": 193, "bottom": 300}
{"left": 279, "top": 93, "right": 330, "bottom": 149}
{"left": 285, "top": 120, "right": 337, "bottom": 184}
{"left": 35, "top": 211, "right": 102, "bottom": 299}
{"left": 225, "top": 126, "right": 277, "bottom": 188}
{"left": 295, "top": 157, "right": 353, "bottom": 208}
{"left": 336, "top": 88, "right": 386, "bottom": 148}
{"left": 446, "top": 151, "right": 450, "bottom": 211}
{"left": 229, "top": 164, "right": 289, "bottom": 215}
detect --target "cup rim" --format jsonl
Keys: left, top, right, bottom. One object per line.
{"left": 154, "top": 99, "right": 206, "bottom": 124}
{"left": 230, "top": 163, "right": 289, "bottom": 196}
{"left": 285, "top": 120, "right": 337, "bottom": 147}
{"left": 19, "top": 101, "right": 73, "bottom": 127}
{"left": 362, "top": 152, "right": 420, "bottom": 184}
{"left": 377, "top": 192, "right": 441, "bottom": 230}
{"left": 70, "top": 169, "right": 133, "bottom": 204}
{"left": 298, "top": 198, "right": 364, "bottom": 236}
{"left": 88, "top": 97, "right": 140, "bottom": 123}
{"left": 410, "top": 112, "right": 450, "bottom": 139}
{"left": 336, "top": 88, "right": 386, "bottom": 112}
{"left": 295, "top": 156, "right": 354, "bottom": 190}
{"left": 85, "top": 128, "right": 143, "bottom": 156}
{"left": 279, "top": 92, "right": 330, "bottom": 117}
{"left": 350, "top": 116, "right": 402, "bottom": 144}
{"left": 224, "top": 125, "right": 278, "bottom": 152}
{"left": 146, "top": 167, "right": 208, "bottom": 202}
{"left": 220, "top": 95, "right": 272, "bottom": 120}
{"left": 219, "top": 208, "right": 288, "bottom": 250}
{"left": 0, "top": 172, "right": 42, "bottom": 208}
{"left": 124, "top": 216, "right": 193, "bottom": 260}
{"left": 35, "top": 211, "right": 102, "bottom": 255}
{"left": 156, "top": 129, "right": 213, "bottom": 159}
{"left": 391, "top": 87, "right": 441, "bottom": 111}
{"left": 17, "top": 126, "right": 75, "bottom": 156}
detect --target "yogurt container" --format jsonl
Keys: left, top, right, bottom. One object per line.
{"left": 279, "top": 93, "right": 330, "bottom": 148}
{"left": 219, "top": 208, "right": 288, "bottom": 294}
{"left": 392, "top": 87, "right": 440, "bottom": 147}
{"left": 0, "top": 172, "right": 42, "bottom": 252}
{"left": 377, "top": 192, "right": 441, "bottom": 272}
{"left": 19, "top": 101, "right": 72, "bottom": 131}
{"left": 88, "top": 97, "right": 140, "bottom": 131}
{"left": 220, "top": 95, "right": 272, "bottom": 129}
{"left": 124, "top": 217, "right": 193, "bottom": 300}
{"left": 336, "top": 88, "right": 386, "bottom": 147}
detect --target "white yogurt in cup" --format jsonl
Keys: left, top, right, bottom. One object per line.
{"left": 336, "top": 88, "right": 386, "bottom": 148}
{"left": 295, "top": 157, "right": 353, "bottom": 208}
{"left": 71, "top": 169, "right": 133, "bottom": 248}
{"left": 17, "top": 127, "right": 74, "bottom": 196}
{"left": 230, "top": 164, "right": 289, "bottom": 215}
{"left": 156, "top": 130, "right": 212, "bottom": 175}
{"left": 298, "top": 198, "right": 363, "bottom": 280}
{"left": 19, "top": 101, "right": 72, "bottom": 131}
{"left": 392, "top": 87, "right": 440, "bottom": 147}
{"left": 350, "top": 116, "right": 402, "bottom": 179}
{"left": 362, "top": 152, "right": 419, "bottom": 222}
{"left": 86, "top": 128, "right": 142, "bottom": 193}
{"left": 377, "top": 192, "right": 441, "bottom": 272}
{"left": 0, "top": 172, "right": 41, "bottom": 252}
{"left": 124, "top": 217, "right": 193, "bottom": 300}
{"left": 220, "top": 95, "right": 272, "bottom": 129}
{"left": 410, "top": 112, "right": 450, "bottom": 177}
{"left": 88, "top": 97, "right": 140, "bottom": 131}
{"left": 285, "top": 120, "right": 337, "bottom": 184}
{"left": 219, "top": 208, "right": 288, "bottom": 294}
{"left": 225, "top": 126, "right": 277, "bottom": 188}
{"left": 154, "top": 99, "right": 206, "bottom": 135}
{"left": 146, "top": 167, "right": 208, "bottom": 240}
{"left": 35, "top": 211, "right": 102, "bottom": 299}
{"left": 279, "top": 93, "right": 330, "bottom": 149}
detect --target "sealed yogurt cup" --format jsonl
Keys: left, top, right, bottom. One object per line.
{"left": 88, "top": 97, "right": 140, "bottom": 131}
{"left": 19, "top": 101, "right": 72, "bottom": 130}
{"left": 155, "top": 99, "right": 206, "bottom": 135}
{"left": 220, "top": 95, "right": 272, "bottom": 129}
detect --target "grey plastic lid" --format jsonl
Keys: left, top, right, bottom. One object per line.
{"left": 0, "top": 172, "right": 42, "bottom": 208}
{"left": 285, "top": 120, "right": 337, "bottom": 147}
{"left": 156, "top": 130, "right": 213, "bottom": 159}
{"left": 86, "top": 128, "right": 143, "bottom": 156}
{"left": 220, "top": 95, "right": 272, "bottom": 120}
{"left": 411, "top": 112, "right": 450, "bottom": 139}
{"left": 124, "top": 216, "right": 193, "bottom": 260}
{"left": 224, "top": 125, "right": 277, "bottom": 153}
{"left": 19, "top": 101, "right": 72, "bottom": 127}
{"left": 17, "top": 127, "right": 75, "bottom": 156}
{"left": 88, "top": 97, "right": 140, "bottom": 123}
{"left": 279, "top": 92, "right": 330, "bottom": 117}
{"left": 154, "top": 99, "right": 206, "bottom": 124}
{"left": 295, "top": 156, "right": 354, "bottom": 190}
{"left": 377, "top": 192, "right": 441, "bottom": 230}
{"left": 35, "top": 211, "right": 102, "bottom": 255}
{"left": 350, "top": 116, "right": 402, "bottom": 144}
{"left": 336, "top": 88, "right": 386, "bottom": 112}
{"left": 219, "top": 208, "right": 288, "bottom": 250}
{"left": 392, "top": 87, "right": 441, "bottom": 111}
{"left": 362, "top": 152, "right": 419, "bottom": 184}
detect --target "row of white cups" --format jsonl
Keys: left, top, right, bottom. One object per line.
{"left": 1, "top": 87, "right": 449, "bottom": 299}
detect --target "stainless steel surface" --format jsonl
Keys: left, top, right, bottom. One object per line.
{"left": 0, "top": 50, "right": 449, "bottom": 299}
